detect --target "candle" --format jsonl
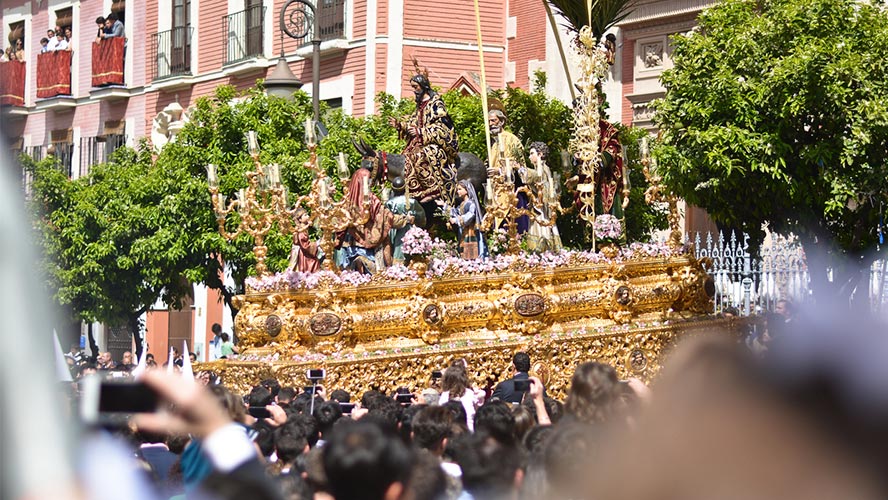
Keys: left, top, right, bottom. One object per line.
{"left": 338, "top": 152, "right": 349, "bottom": 181}
{"left": 362, "top": 175, "right": 370, "bottom": 197}
{"left": 304, "top": 118, "right": 315, "bottom": 146}
{"left": 246, "top": 131, "right": 259, "bottom": 156}
{"left": 238, "top": 189, "right": 247, "bottom": 212}
{"left": 640, "top": 136, "right": 649, "bottom": 159}
{"left": 498, "top": 136, "right": 506, "bottom": 153}
{"left": 318, "top": 178, "right": 328, "bottom": 203}
{"left": 205, "top": 164, "right": 218, "bottom": 188}
{"left": 272, "top": 164, "right": 281, "bottom": 186}
{"left": 218, "top": 193, "right": 227, "bottom": 209}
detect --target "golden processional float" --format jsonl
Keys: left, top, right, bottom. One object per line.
{"left": 198, "top": 10, "right": 727, "bottom": 398}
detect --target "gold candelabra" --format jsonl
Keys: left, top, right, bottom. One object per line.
{"left": 482, "top": 159, "right": 565, "bottom": 254}
{"left": 640, "top": 138, "right": 683, "bottom": 250}
{"left": 287, "top": 142, "right": 370, "bottom": 272}
{"left": 207, "top": 124, "right": 370, "bottom": 276}
{"left": 207, "top": 132, "right": 292, "bottom": 277}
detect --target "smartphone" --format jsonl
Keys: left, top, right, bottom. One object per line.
{"left": 339, "top": 402, "right": 355, "bottom": 414}
{"left": 307, "top": 369, "right": 326, "bottom": 380}
{"left": 431, "top": 370, "right": 442, "bottom": 379}
{"left": 304, "top": 386, "right": 321, "bottom": 395}
{"left": 80, "top": 376, "right": 159, "bottom": 424}
{"left": 513, "top": 379, "right": 530, "bottom": 392}
{"left": 395, "top": 393, "right": 413, "bottom": 405}
{"left": 248, "top": 406, "right": 273, "bottom": 419}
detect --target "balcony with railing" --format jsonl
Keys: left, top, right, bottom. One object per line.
{"left": 80, "top": 134, "right": 127, "bottom": 177}
{"left": 150, "top": 27, "right": 194, "bottom": 81}
{"left": 224, "top": 5, "right": 266, "bottom": 65}
{"left": 316, "top": 0, "right": 346, "bottom": 41}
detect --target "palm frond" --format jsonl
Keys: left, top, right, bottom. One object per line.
{"left": 546, "top": 0, "right": 637, "bottom": 39}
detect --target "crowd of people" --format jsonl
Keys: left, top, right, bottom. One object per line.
{"left": 2, "top": 37, "right": 24, "bottom": 62}
{"left": 60, "top": 303, "right": 888, "bottom": 500}
{"left": 0, "top": 13, "right": 125, "bottom": 63}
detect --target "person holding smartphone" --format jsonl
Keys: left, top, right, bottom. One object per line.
{"left": 491, "top": 352, "right": 533, "bottom": 403}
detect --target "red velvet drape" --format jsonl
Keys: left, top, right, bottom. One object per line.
{"left": 0, "top": 60, "right": 25, "bottom": 106}
{"left": 91, "top": 38, "right": 125, "bottom": 86}
{"left": 36, "top": 51, "right": 72, "bottom": 98}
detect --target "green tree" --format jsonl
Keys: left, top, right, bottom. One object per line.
{"left": 27, "top": 148, "right": 196, "bottom": 355}
{"left": 654, "top": 0, "right": 888, "bottom": 303}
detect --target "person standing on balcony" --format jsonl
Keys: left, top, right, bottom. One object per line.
{"left": 101, "top": 13, "right": 125, "bottom": 39}
{"left": 39, "top": 37, "right": 50, "bottom": 53}
{"left": 46, "top": 29, "right": 59, "bottom": 51}
{"left": 13, "top": 38, "right": 24, "bottom": 60}
{"left": 94, "top": 17, "right": 106, "bottom": 43}
{"left": 53, "top": 31, "right": 68, "bottom": 51}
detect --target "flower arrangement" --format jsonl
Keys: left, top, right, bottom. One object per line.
{"left": 592, "top": 214, "right": 622, "bottom": 242}
{"left": 486, "top": 228, "right": 510, "bottom": 256}
{"left": 243, "top": 243, "right": 685, "bottom": 293}
{"left": 401, "top": 226, "right": 434, "bottom": 257}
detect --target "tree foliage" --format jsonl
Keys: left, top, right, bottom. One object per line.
{"left": 654, "top": 0, "right": 888, "bottom": 299}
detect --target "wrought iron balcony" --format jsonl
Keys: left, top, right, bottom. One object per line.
{"left": 316, "top": 0, "right": 346, "bottom": 41}
{"left": 150, "top": 26, "right": 195, "bottom": 81}
{"left": 224, "top": 5, "right": 266, "bottom": 65}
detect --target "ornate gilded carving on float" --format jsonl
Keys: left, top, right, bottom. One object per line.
{"left": 199, "top": 318, "right": 742, "bottom": 398}
{"left": 233, "top": 253, "right": 714, "bottom": 359}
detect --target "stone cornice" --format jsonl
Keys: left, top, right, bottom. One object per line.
{"left": 617, "top": 0, "right": 714, "bottom": 38}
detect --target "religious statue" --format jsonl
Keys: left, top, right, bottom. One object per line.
{"left": 385, "top": 176, "right": 427, "bottom": 265}
{"left": 436, "top": 180, "right": 487, "bottom": 260}
{"left": 286, "top": 208, "right": 322, "bottom": 273}
{"left": 524, "top": 142, "right": 563, "bottom": 253}
{"left": 390, "top": 73, "right": 459, "bottom": 212}
{"left": 337, "top": 168, "right": 414, "bottom": 273}
{"left": 486, "top": 103, "right": 529, "bottom": 234}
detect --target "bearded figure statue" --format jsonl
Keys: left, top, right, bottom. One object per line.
{"left": 390, "top": 74, "right": 459, "bottom": 207}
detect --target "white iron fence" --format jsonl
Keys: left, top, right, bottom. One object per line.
{"left": 691, "top": 231, "right": 888, "bottom": 316}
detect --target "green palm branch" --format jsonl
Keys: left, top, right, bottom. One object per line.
{"left": 546, "top": 0, "right": 637, "bottom": 39}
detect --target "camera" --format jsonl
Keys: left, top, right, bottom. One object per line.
{"left": 80, "top": 376, "right": 160, "bottom": 425}
{"left": 307, "top": 368, "right": 326, "bottom": 381}
{"left": 304, "top": 385, "right": 323, "bottom": 395}
{"left": 339, "top": 402, "right": 356, "bottom": 414}
{"left": 431, "top": 370, "right": 442, "bottom": 379}
{"left": 248, "top": 406, "right": 272, "bottom": 419}
{"left": 395, "top": 393, "right": 414, "bottom": 405}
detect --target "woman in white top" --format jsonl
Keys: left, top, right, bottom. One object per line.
{"left": 438, "top": 363, "right": 482, "bottom": 431}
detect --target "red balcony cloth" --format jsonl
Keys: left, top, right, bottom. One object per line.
{"left": 91, "top": 38, "right": 125, "bottom": 86}
{"left": 37, "top": 50, "right": 73, "bottom": 98}
{"left": 0, "top": 60, "right": 26, "bottom": 106}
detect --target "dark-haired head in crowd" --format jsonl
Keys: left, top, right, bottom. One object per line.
{"left": 474, "top": 400, "right": 517, "bottom": 445}
{"left": 323, "top": 421, "right": 414, "bottom": 500}
{"left": 412, "top": 405, "right": 453, "bottom": 457}
{"left": 453, "top": 432, "right": 526, "bottom": 500}
{"left": 313, "top": 400, "right": 343, "bottom": 446}
{"left": 329, "top": 388, "right": 351, "bottom": 403}
{"left": 277, "top": 387, "right": 298, "bottom": 407}
{"left": 260, "top": 378, "right": 281, "bottom": 400}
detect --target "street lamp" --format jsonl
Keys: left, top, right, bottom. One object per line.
{"left": 264, "top": 57, "right": 303, "bottom": 99}
{"left": 280, "top": 0, "right": 321, "bottom": 122}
